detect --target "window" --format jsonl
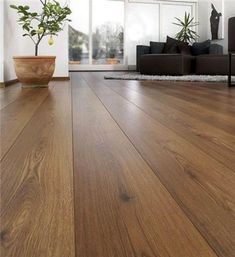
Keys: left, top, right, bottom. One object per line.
{"left": 69, "top": 0, "right": 89, "bottom": 64}
{"left": 69, "top": 0, "right": 124, "bottom": 67}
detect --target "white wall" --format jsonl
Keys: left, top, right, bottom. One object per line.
{"left": 125, "top": 0, "right": 197, "bottom": 66}
{"left": 126, "top": 2, "right": 160, "bottom": 66}
{"left": 4, "top": 0, "right": 234, "bottom": 78}
{"left": 198, "top": 0, "right": 235, "bottom": 53}
{"left": 0, "top": 0, "right": 4, "bottom": 83}
{"left": 125, "top": 0, "right": 234, "bottom": 65}
{"left": 4, "top": 0, "right": 69, "bottom": 81}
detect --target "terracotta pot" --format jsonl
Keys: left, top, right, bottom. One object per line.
{"left": 13, "top": 56, "right": 56, "bottom": 87}
{"left": 69, "top": 60, "right": 81, "bottom": 65}
{"left": 106, "top": 58, "right": 119, "bottom": 65}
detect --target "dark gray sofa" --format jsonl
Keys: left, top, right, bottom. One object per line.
{"left": 136, "top": 42, "right": 235, "bottom": 75}
{"left": 139, "top": 54, "right": 194, "bottom": 75}
{"left": 196, "top": 54, "right": 235, "bottom": 75}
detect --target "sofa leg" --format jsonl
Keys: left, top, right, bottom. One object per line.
{"left": 228, "top": 53, "right": 235, "bottom": 87}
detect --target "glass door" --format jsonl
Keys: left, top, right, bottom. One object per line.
{"left": 69, "top": 0, "right": 126, "bottom": 70}
{"left": 69, "top": 0, "right": 89, "bottom": 65}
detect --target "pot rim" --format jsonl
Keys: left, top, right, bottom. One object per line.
{"left": 13, "top": 56, "right": 56, "bottom": 59}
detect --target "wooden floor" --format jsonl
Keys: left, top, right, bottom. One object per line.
{"left": 1, "top": 72, "right": 235, "bottom": 257}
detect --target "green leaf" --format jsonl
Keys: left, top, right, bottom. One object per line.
{"left": 173, "top": 12, "right": 199, "bottom": 43}
{"left": 10, "top": 5, "right": 18, "bottom": 10}
{"left": 11, "top": 0, "right": 72, "bottom": 49}
{"left": 31, "top": 12, "right": 38, "bottom": 17}
{"left": 30, "top": 30, "right": 37, "bottom": 36}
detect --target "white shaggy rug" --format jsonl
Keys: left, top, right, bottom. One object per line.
{"left": 104, "top": 73, "right": 235, "bottom": 83}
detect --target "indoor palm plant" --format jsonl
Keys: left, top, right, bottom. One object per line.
{"left": 173, "top": 12, "right": 199, "bottom": 43}
{"left": 10, "top": 0, "right": 71, "bottom": 87}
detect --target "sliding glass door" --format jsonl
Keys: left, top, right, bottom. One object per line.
{"left": 69, "top": 0, "right": 89, "bottom": 65}
{"left": 69, "top": 0, "right": 125, "bottom": 70}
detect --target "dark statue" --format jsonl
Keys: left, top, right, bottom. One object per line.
{"left": 210, "top": 3, "right": 222, "bottom": 40}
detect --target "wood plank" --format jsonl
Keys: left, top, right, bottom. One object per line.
{"left": 82, "top": 72, "right": 235, "bottom": 257}
{"left": 102, "top": 79, "right": 235, "bottom": 172}
{"left": 71, "top": 74, "right": 217, "bottom": 257}
{"left": 143, "top": 80, "right": 235, "bottom": 99}
{"left": 104, "top": 78, "right": 235, "bottom": 135}
{"left": 0, "top": 84, "right": 29, "bottom": 110}
{"left": 0, "top": 82, "right": 75, "bottom": 257}
{"left": 0, "top": 86, "right": 53, "bottom": 161}
{"left": 0, "top": 82, "right": 20, "bottom": 94}
{"left": 140, "top": 81, "right": 235, "bottom": 115}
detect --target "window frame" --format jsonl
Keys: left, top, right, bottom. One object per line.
{"left": 69, "top": 0, "right": 128, "bottom": 71}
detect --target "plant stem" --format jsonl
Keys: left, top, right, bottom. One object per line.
{"left": 34, "top": 32, "right": 45, "bottom": 56}
{"left": 35, "top": 44, "right": 39, "bottom": 56}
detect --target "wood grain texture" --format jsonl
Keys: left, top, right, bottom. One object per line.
{"left": 0, "top": 83, "right": 28, "bottom": 110}
{"left": 0, "top": 85, "right": 54, "bottom": 160}
{"left": 0, "top": 82, "right": 75, "bottom": 257}
{"left": 1, "top": 72, "right": 235, "bottom": 257}
{"left": 81, "top": 72, "right": 235, "bottom": 257}
{"left": 71, "top": 74, "right": 217, "bottom": 257}
{"left": 101, "top": 79, "right": 235, "bottom": 171}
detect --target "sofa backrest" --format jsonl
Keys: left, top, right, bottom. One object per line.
{"left": 150, "top": 42, "right": 165, "bottom": 54}
{"left": 228, "top": 17, "right": 235, "bottom": 52}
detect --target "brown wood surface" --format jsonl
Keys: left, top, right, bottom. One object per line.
{"left": 100, "top": 78, "right": 235, "bottom": 171}
{"left": 0, "top": 85, "right": 54, "bottom": 160}
{"left": 0, "top": 82, "right": 75, "bottom": 257}
{"left": 81, "top": 72, "right": 235, "bottom": 257}
{"left": 1, "top": 72, "right": 235, "bottom": 257}
{"left": 0, "top": 83, "right": 29, "bottom": 110}
{"left": 71, "top": 74, "right": 217, "bottom": 257}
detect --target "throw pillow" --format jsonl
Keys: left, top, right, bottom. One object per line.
{"left": 150, "top": 41, "right": 165, "bottom": 54}
{"left": 191, "top": 40, "right": 211, "bottom": 55}
{"left": 163, "top": 36, "right": 180, "bottom": 54}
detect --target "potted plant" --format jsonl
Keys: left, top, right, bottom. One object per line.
{"left": 10, "top": 0, "right": 71, "bottom": 87}
{"left": 173, "top": 12, "right": 199, "bottom": 43}
{"left": 69, "top": 25, "right": 87, "bottom": 64}
{"left": 104, "top": 24, "right": 123, "bottom": 65}
{"left": 106, "top": 48, "right": 118, "bottom": 65}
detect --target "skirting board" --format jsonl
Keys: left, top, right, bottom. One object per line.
{"left": 51, "top": 77, "right": 70, "bottom": 81}
{"left": 1, "top": 77, "right": 70, "bottom": 87}
{"left": 1, "top": 79, "right": 19, "bottom": 88}
{"left": 128, "top": 65, "right": 137, "bottom": 71}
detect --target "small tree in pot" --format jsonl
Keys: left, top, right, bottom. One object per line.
{"left": 173, "top": 12, "right": 199, "bottom": 43}
{"left": 10, "top": 0, "right": 71, "bottom": 87}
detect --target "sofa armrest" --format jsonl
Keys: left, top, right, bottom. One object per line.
{"left": 136, "top": 45, "right": 150, "bottom": 71}
{"left": 209, "top": 44, "right": 223, "bottom": 54}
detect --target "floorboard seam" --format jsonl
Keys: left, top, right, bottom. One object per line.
{"left": 0, "top": 85, "right": 54, "bottom": 162}
{"left": 81, "top": 72, "right": 220, "bottom": 257}
{"left": 0, "top": 88, "right": 31, "bottom": 111}
{"left": 70, "top": 73, "right": 80, "bottom": 257}
{"left": 102, "top": 80, "right": 235, "bottom": 173}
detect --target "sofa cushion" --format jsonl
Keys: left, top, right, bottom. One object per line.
{"left": 209, "top": 44, "right": 223, "bottom": 54}
{"left": 139, "top": 54, "right": 194, "bottom": 75}
{"left": 196, "top": 54, "right": 235, "bottom": 75}
{"left": 163, "top": 36, "right": 180, "bottom": 54}
{"left": 178, "top": 43, "right": 191, "bottom": 55}
{"left": 191, "top": 40, "right": 211, "bottom": 55}
{"left": 163, "top": 36, "right": 191, "bottom": 54}
{"left": 150, "top": 42, "right": 165, "bottom": 54}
